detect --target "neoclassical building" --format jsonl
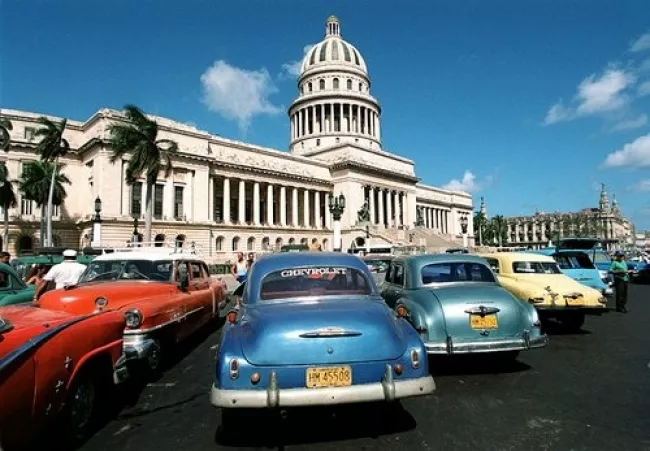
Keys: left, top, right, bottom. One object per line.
{"left": 0, "top": 16, "right": 473, "bottom": 261}
{"left": 498, "top": 185, "right": 634, "bottom": 250}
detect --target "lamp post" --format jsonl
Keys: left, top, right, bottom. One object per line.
{"left": 365, "top": 224, "right": 370, "bottom": 255}
{"left": 328, "top": 193, "right": 346, "bottom": 252}
{"left": 90, "top": 196, "right": 102, "bottom": 248}
{"left": 131, "top": 216, "right": 140, "bottom": 247}
{"left": 460, "top": 216, "right": 469, "bottom": 249}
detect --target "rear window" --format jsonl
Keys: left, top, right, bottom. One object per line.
{"left": 260, "top": 267, "right": 372, "bottom": 300}
{"left": 513, "top": 261, "right": 561, "bottom": 274}
{"left": 421, "top": 262, "right": 496, "bottom": 284}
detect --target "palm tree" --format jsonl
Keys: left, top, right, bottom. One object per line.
{"left": 473, "top": 211, "right": 487, "bottom": 246}
{"left": 34, "top": 117, "right": 69, "bottom": 247}
{"left": 0, "top": 164, "right": 17, "bottom": 251}
{"left": 490, "top": 215, "right": 508, "bottom": 247}
{"left": 108, "top": 105, "right": 179, "bottom": 243}
{"left": 0, "top": 117, "right": 12, "bottom": 151}
{"left": 18, "top": 161, "right": 71, "bottom": 248}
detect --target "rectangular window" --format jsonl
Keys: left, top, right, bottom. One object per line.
{"left": 213, "top": 193, "right": 222, "bottom": 223}
{"left": 131, "top": 182, "right": 143, "bottom": 217}
{"left": 174, "top": 186, "right": 184, "bottom": 219}
{"left": 154, "top": 185, "right": 164, "bottom": 219}
{"left": 52, "top": 204, "right": 60, "bottom": 217}
{"left": 24, "top": 127, "right": 35, "bottom": 141}
{"left": 20, "top": 198, "right": 33, "bottom": 216}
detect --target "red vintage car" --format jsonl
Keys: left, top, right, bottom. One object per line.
{"left": 38, "top": 245, "right": 227, "bottom": 374}
{"left": 0, "top": 305, "right": 127, "bottom": 450}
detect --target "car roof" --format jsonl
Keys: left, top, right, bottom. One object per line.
{"left": 92, "top": 248, "right": 205, "bottom": 263}
{"left": 478, "top": 252, "right": 554, "bottom": 262}
{"left": 253, "top": 251, "right": 368, "bottom": 273}
{"left": 393, "top": 253, "right": 489, "bottom": 265}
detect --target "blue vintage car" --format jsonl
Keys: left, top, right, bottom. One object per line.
{"left": 211, "top": 252, "right": 435, "bottom": 432}
{"left": 380, "top": 254, "right": 547, "bottom": 359}
{"left": 532, "top": 248, "right": 613, "bottom": 297}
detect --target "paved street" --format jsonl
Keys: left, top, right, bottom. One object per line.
{"left": 80, "top": 285, "right": 650, "bottom": 451}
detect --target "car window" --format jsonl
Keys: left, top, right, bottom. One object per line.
{"left": 176, "top": 261, "right": 189, "bottom": 281}
{"left": 554, "top": 255, "right": 574, "bottom": 270}
{"left": 483, "top": 257, "right": 500, "bottom": 274}
{"left": 201, "top": 262, "right": 211, "bottom": 278}
{"left": 421, "top": 262, "right": 496, "bottom": 284}
{"left": 259, "top": 266, "right": 372, "bottom": 300}
{"left": 0, "top": 272, "right": 21, "bottom": 290}
{"left": 79, "top": 259, "right": 173, "bottom": 282}
{"left": 189, "top": 262, "right": 202, "bottom": 280}
{"left": 384, "top": 262, "right": 393, "bottom": 283}
{"left": 592, "top": 251, "right": 612, "bottom": 264}
{"left": 512, "top": 261, "right": 562, "bottom": 274}
{"left": 392, "top": 264, "right": 405, "bottom": 286}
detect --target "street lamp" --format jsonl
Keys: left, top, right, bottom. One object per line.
{"left": 365, "top": 223, "right": 370, "bottom": 255}
{"left": 460, "top": 216, "right": 469, "bottom": 249}
{"left": 90, "top": 196, "right": 102, "bottom": 248}
{"left": 131, "top": 216, "right": 140, "bottom": 247}
{"left": 328, "top": 193, "right": 346, "bottom": 252}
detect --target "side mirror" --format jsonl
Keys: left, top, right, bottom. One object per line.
{"left": 178, "top": 273, "right": 189, "bottom": 291}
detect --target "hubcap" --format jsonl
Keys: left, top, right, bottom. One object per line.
{"left": 70, "top": 379, "right": 95, "bottom": 432}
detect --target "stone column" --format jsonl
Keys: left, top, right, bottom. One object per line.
{"left": 314, "top": 191, "right": 321, "bottom": 228}
{"left": 386, "top": 191, "right": 393, "bottom": 228}
{"left": 253, "top": 182, "right": 260, "bottom": 225}
{"left": 303, "top": 189, "right": 310, "bottom": 227}
{"left": 223, "top": 177, "right": 230, "bottom": 224}
{"left": 279, "top": 186, "right": 287, "bottom": 226}
{"left": 368, "top": 187, "right": 375, "bottom": 224}
{"left": 238, "top": 180, "right": 246, "bottom": 224}
{"left": 325, "top": 195, "right": 332, "bottom": 229}
{"left": 292, "top": 187, "right": 299, "bottom": 227}
{"left": 267, "top": 184, "right": 274, "bottom": 225}
{"left": 378, "top": 189, "right": 384, "bottom": 227}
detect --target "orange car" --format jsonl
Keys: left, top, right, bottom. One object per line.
{"left": 0, "top": 305, "right": 127, "bottom": 450}
{"left": 38, "top": 246, "right": 227, "bottom": 373}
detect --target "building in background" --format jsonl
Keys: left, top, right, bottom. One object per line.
{"left": 0, "top": 16, "right": 473, "bottom": 261}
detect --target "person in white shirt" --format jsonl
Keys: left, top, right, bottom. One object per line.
{"left": 34, "top": 249, "right": 87, "bottom": 300}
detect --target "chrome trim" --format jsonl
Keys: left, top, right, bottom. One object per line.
{"left": 122, "top": 335, "right": 157, "bottom": 360}
{"left": 0, "top": 314, "right": 94, "bottom": 377}
{"left": 424, "top": 333, "right": 548, "bottom": 354}
{"left": 210, "top": 375, "right": 436, "bottom": 408}
{"left": 123, "top": 306, "right": 205, "bottom": 335}
{"left": 299, "top": 327, "right": 362, "bottom": 338}
{"left": 563, "top": 292, "right": 584, "bottom": 299}
{"left": 464, "top": 306, "right": 501, "bottom": 315}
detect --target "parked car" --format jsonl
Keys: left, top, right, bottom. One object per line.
{"left": 37, "top": 246, "right": 227, "bottom": 374}
{"left": 211, "top": 252, "right": 435, "bottom": 435}
{"left": 532, "top": 248, "right": 613, "bottom": 297}
{"left": 0, "top": 262, "right": 36, "bottom": 307}
{"left": 380, "top": 254, "right": 547, "bottom": 359}
{"left": 554, "top": 238, "right": 613, "bottom": 273}
{"left": 0, "top": 305, "right": 127, "bottom": 450}
{"left": 10, "top": 247, "right": 97, "bottom": 280}
{"left": 478, "top": 252, "right": 608, "bottom": 331}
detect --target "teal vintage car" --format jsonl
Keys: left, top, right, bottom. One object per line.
{"left": 11, "top": 247, "right": 98, "bottom": 280}
{"left": 0, "top": 263, "right": 36, "bottom": 306}
{"left": 380, "top": 254, "right": 547, "bottom": 360}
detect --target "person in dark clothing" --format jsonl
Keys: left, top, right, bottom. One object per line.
{"left": 609, "top": 250, "right": 631, "bottom": 313}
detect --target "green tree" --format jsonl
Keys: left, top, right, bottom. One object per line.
{"left": 0, "top": 164, "right": 17, "bottom": 251}
{"left": 34, "top": 117, "right": 69, "bottom": 247}
{"left": 490, "top": 215, "right": 508, "bottom": 247}
{"left": 0, "top": 117, "right": 12, "bottom": 151}
{"left": 108, "top": 105, "right": 179, "bottom": 243}
{"left": 18, "top": 161, "right": 71, "bottom": 247}
{"left": 473, "top": 211, "right": 487, "bottom": 245}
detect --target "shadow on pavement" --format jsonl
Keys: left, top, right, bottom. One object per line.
{"left": 429, "top": 353, "right": 531, "bottom": 377}
{"left": 214, "top": 402, "right": 416, "bottom": 447}
{"left": 541, "top": 320, "right": 593, "bottom": 336}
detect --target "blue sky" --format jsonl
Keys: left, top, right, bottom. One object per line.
{"left": 2, "top": 0, "right": 650, "bottom": 227}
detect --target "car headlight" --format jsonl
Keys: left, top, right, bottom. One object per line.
{"left": 124, "top": 309, "right": 143, "bottom": 329}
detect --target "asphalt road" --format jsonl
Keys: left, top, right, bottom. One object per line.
{"left": 80, "top": 285, "right": 650, "bottom": 451}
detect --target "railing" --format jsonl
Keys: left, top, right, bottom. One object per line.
{"left": 97, "top": 240, "right": 204, "bottom": 256}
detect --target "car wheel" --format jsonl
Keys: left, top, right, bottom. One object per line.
{"left": 560, "top": 312, "right": 585, "bottom": 331}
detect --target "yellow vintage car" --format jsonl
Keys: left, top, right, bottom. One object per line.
{"left": 477, "top": 252, "right": 608, "bottom": 331}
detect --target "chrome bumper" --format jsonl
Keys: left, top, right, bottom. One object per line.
{"left": 122, "top": 334, "right": 157, "bottom": 361}
{"left": 113, "top": 353, "right": 130, "bottom": 385}
{"left": 210, "top": 364, "right": 436, "bottom": 409}
{"left": 603, "top": 287, "right": 614, "bottom": 296}
{"left": 424, "top": 333, "right": 548, "bottom": 355}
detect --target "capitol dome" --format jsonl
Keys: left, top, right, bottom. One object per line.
{"left": 289, "top": 16, "right": 382, "bottom": 155}
{"left": 299, "top": 16, "right": 368, "bottom": 76}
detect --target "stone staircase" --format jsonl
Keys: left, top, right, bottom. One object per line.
{"left": 409, "top": 227, "right": 460, "bottom": 252}
{"left": 349, "top": 224, "right": 460, "bottom": 253}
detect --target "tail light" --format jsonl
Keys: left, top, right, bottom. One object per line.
{"left": 410, "top": 349, "right": 420, "bottom": 369}
{"left": 227, "top": 310, "right": 238, "bottom": 323}
{"left": 229, "top": 359, "right": 239, "bottom": 379}
{"left": 396, "top": 306, "right": 408, "bottom": 318}
{"left": 250, "top": 372, "right": 260, "bottom": 384}
{"left": 394, "top": 364, "right": 404, "bottom": 375}
{"left": 598, "top": 296, "right": 607, "bottom": 304}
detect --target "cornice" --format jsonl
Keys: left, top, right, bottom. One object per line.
{"left": 330, "top": 160, "right": 419, "bottom": 183}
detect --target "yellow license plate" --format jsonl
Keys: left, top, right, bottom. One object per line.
{"left": 470, "top": 314, "right": 498, "bottom": 329}
{"left": 306, "top": 366, "right": 352, "bottom": 388}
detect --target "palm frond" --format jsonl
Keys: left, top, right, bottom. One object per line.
{"left": 0, "top": 118, "right": 13, "bottom": 131}
{"left": 35, "top": 117, "right": 69, "bottom": 161}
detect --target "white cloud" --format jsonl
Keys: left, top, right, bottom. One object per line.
{"left": 602, "top": 132, "right": 650, "bottom": 168}
{"left": 639, "top": 81, "right": 650, "bottom": 97}
{"left": 280, "top": 44, "right": 316, "bottom": 79}
{"left": 629, "top": 179, "right": 650, "bottom": 192}
{"left": 543, "top": 68, "right": 635, "bottom": 124}
{"left": 442, "top": 171, "right": 481, "bottom": 193}
{"left": 630, "top": 31, "right": 650, "bottom": 53}
{"left": 200, "top": 60, "right": 283, "bottom": 131}
{"left": 611, "top": 114, "right": 648, "bottom": 131}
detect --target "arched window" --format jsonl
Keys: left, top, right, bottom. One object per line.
{"left": 359, "top": 83, "right": 363, "bottom": 92}
{"left": 333, "top": 78, "right": 339, "bottom": 89}
{"left": 346, "top": 79, "right": 352, "bottom": 90}
{"left": 17, "top": 235, "right": 33, "bottom": 255}
{"left": 262, "top": 237, "right": 270, "bottom": 251}
{"left": 175, "top": 234, "right": 186, "bottom": 248}
{"left": 247, "top": 237, "right": 255, "bottom": 251}
{"left": 275, "top": 237, "right": 283, "bottom": 250}
{"left": 319, "top": 79, "right": 325, "bottom": 90}
{"left": 216, "top": 236, "right": 225, "bottom": 252}
{"left": 300, "top": 237, "right": 308, "bottom": 245}
{"left": 288, "top": 237, "right": 296, "bottom": 244}
{"left": 322, "top": 238, "right": 329, "bottom": 251}
{"left": 154, "top": 233, "right": 166, "bottom": 247}
{"left": 308, "top": 82, "right": 312, "bottom": 92}
{"left": 232, "top": 236, "right": 240, "bottom": 251}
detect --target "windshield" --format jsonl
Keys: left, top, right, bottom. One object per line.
{"left": 555, "top": 253, "right": 596, "bottom": 270}
{"left": 79, "top": 259, "right": 173, "bottom": 283}
{"left": 259, "top": 266, "right": 372, "bottom": 300}
{"left": 364, "top": 259, "right": 392, "bottom": 272}
{"left": 513, "top": 261, "right": 562, "bottom": 274}
{"left": 421, "top": 262, "right": 496, "bottom": 284}
{"left": 591, "top": 251, "right": 612, "bottom": 264}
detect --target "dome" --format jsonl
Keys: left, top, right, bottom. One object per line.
{"left": 300, "top": 16, "right": 368, "bottom": 76}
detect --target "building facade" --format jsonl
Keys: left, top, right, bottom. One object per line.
{"left": 0, "top": 16, "right": 473, "bottom": 262}
{"left": 499, "top": 184, "right": 634, "bottom": 250}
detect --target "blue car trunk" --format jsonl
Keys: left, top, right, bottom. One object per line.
{"left": 427, "top": 285, "right": 524, "bottom": 341}
{"left": 239, "top": 298, "right": 407, "bottom": 366}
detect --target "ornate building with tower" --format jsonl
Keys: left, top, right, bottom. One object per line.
{"left": 0, "top": 16, "right": 473, "bottom": 261}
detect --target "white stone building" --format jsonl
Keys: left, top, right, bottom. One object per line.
{"left": 0, "top": 16, "right": 473, "bottom": 262}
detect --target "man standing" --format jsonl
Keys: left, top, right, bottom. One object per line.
{"left": 609, "top": 250, "right": 631, "bottom": 313}
{"left": 0, "top": 252, "right": 10, "bottom": 264}
{"left": 34, "top": 249, "right": 87, "bottom": 300}
{"left": 230, "top": 252, "right": 249, "bottom": 307}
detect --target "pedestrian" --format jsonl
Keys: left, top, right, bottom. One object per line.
{"left": 230, "top": 252, "right": 249, "bottom": 307}
{"left": 609, "top": 250, "right": 631, "bottom": 313}
{"left": 247, "top": 252, "right": 256, "bottom": 268}
{"left": 34, "top": 249, "right": 87, "bottom": 301}
{"left": 25, "top": 264, "right": 48, "bottom": 285}
{"left": 0, "top": 252, "right": 10, "bottom": 264}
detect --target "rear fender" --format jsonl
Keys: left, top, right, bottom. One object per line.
{"left": 397, "top": 297, "right": 446, "bottom": 343}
